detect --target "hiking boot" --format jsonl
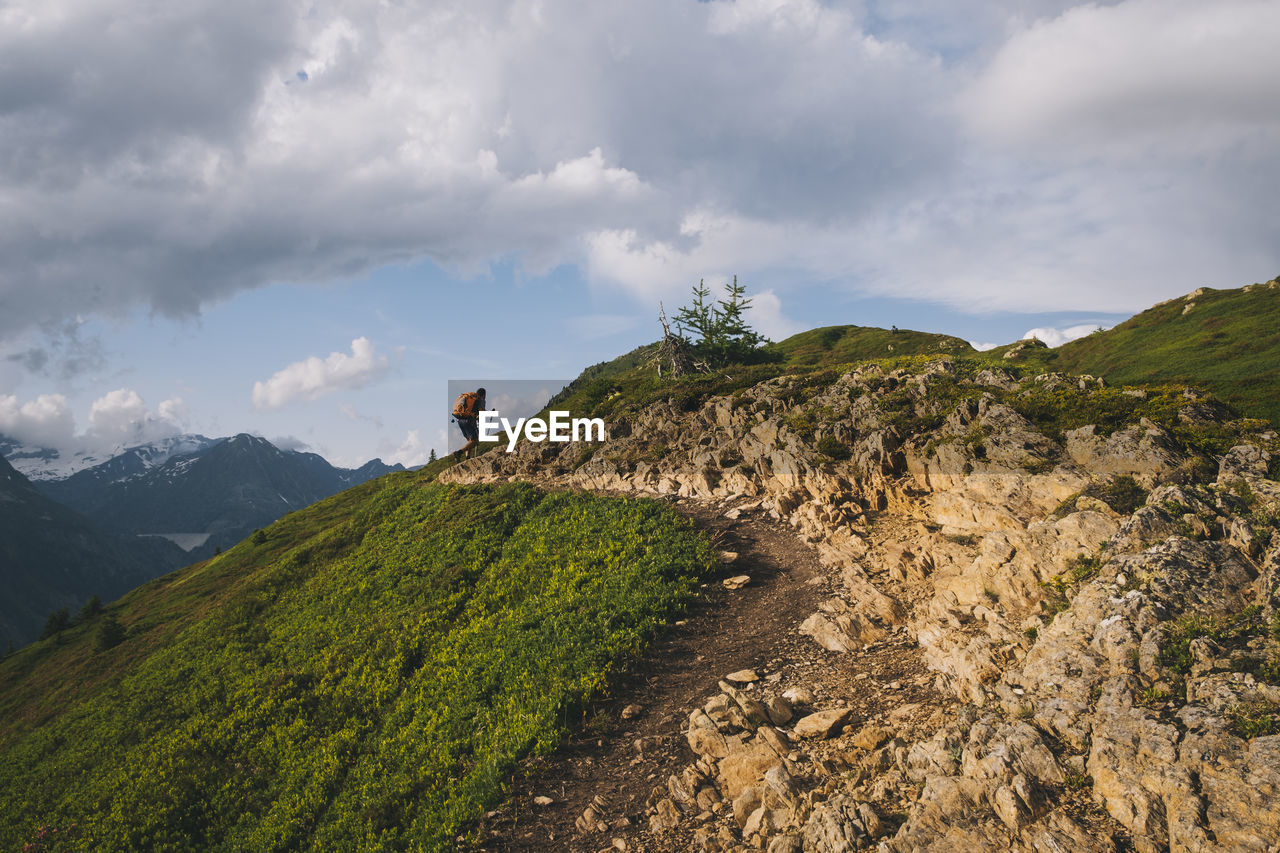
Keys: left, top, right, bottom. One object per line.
{"left": 453, "top": 449, "right": 463, "bottom": 463}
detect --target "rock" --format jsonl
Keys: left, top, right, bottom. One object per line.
{"left": 611, "top": 838, "right": 627, "bottom": 851}
{"left": 720, "top": 681, "right": 773, "bottom": 727}
{"left": 668, "top": 773, "right": 694, "bottom": 805}
{"left": 723, "top": 575, "right": 751, "bottom": 590}
{"left": 764, "top": 695, "right": 794, "bottom": 726}
{"left": 578, "top": 804, "right": 608, "bottom": 834}
{"left": 851, "top": 723, "right": 891, "bottom": 751}
{"left": 803, "top": 795, "right": 887, "bottom": 851}
{"left": 687, "top": 709, "right": 730, "bottom": 759}
{"left": 725, "top": 669, "right": 760, "bottom": 684}
{"left": 763, "top": 764, "right": 798, "bottom": 804}
{"left": 695, "top": 785, "right": 721, "bottom": 812}
{"left": 800, "top": 594, "right": 895, "bottom": 653}
{"left": 781, "top": 686, "right": 814, "bottom": 705}
{"left": 648, "top": 798, "right": 682, "bottom": 834}
{"left": 766, "top": 834, "right": 803, "bottom": 853}
{"left": 534, "top": 795, "right": 554, "bottom": 806}
{"left": 1218, "top": 443, "right": 1272, "bottom": 483}
{"left": 620, "top": 704, "right": 643, "bottom": 720}
{"left": 883, "top": 776, "right": 1007, "bottom": 851}
{"left": 756, "top": 725, "right": 791, "bottom": 757}
{"left": 718, "top": 739, "right": 786, "bottom": 799}
{"left": 732, "top": 786, "right": 763, "bottom": 826}
{"left": 792, "top": 708, "right": 853, "bottom": 739}
{"left": 743, "top": 806, "right": 786, "bottom": 838}
{"left": 743, "top": 805, "right": 767, "bottom": 837}
{"left": 720, "top": 549, "right": 740, "bottom": 563}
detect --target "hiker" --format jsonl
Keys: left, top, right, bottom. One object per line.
{"left": 451, "top": 387, "right": 486, "bottom": 462}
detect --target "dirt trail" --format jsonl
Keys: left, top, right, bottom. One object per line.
{"left": 468, "top": 496, "right": 944, "bottom": 852}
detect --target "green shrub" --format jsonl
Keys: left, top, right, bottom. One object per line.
{"left": 1095, "top": 475, "right": 1148, "bottom": 515}
{"left": 816, "top": 435, "right": 852, "bottom": 460}
{"left": 1228, "top": 702, "right": 1280, "bottom": 739}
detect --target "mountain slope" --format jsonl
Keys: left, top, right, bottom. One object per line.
{"left": 446, "top": 356, "right": 1280, "bottom": 851}
{"left": 0, "top": 455, "right": 187, "bottom": 648}
{"left": 769, "top": 324, "right": 974, "bottom": 366}
{"left": 38, "top": 434, "right": 405, "bottom": 556}
{"left": 1054, "top": 280, "right": 1280, "bottom": 425}
{"left": 986, "top": 279, "right": 1280, "bottom": 426}
{"left": 0, "top": 476, "right": 712, "bottom": 850}
{"left": 540, "top": 325, "right": 974, "bottom": 426}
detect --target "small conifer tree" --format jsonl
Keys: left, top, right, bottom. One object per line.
{"left": 673, "top": 276, "right": 767, "bottom": 367}
{"left": 96, "top": 613, "right": 126, "bottom": 651}
{"left": 40, "top": 608, "right": 70, "bottom": 640}
{"left": 78, "top": 595, "right": 102, "bottom": 622}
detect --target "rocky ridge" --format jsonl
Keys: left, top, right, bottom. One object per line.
{"left": 443, "top": 360, "right": 1280, "bottom": 852}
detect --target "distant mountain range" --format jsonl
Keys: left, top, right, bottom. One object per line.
{"left": 33, "top": 433, "right": 404, "bottom": 558}
{"left": 0, "top": 454, "right": 187, "bottom": 649}
{"left": 0, "top": 433, "right": 405, "bottom": 647}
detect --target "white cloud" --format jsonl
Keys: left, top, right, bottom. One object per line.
{"left": 961, "top": 0, "right": 1280, "bottom": 154}
{"left": 271, "top": 434, "right": 311, "bottom": 452}
{"left": 2, "top": 388, "right": 191, "bottom": 452}
{"left": 252, "top": 337, "right": 390, "bottom": 410}
{"left": 1023, "top": 324, "right": 1106, "bottom": 348}
{"left": 339, "top": 403, "right": 384, "bottom": 429}
{"left": 86, "top": 388, "right": 188, "bottom": 448}
{"left": 156, "top": 397, "right": 190, "bottom": 426}
{"left": 0, "top": 0, "right": 1276, "bottom": 342}
{"left": 0, "top": 393, "right": 76, "bottom": 448}
{"left": 744, "top": 289, "right": 801, "bottom": 341}
{"left": 385, "top": 429, "right": 432, "bottom": 467}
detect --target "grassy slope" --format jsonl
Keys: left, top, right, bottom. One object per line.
{"left": 541, "top": 326, "right": 973, "bottom": 424}
{"left": 982, "top": 281, "right": 1280, "bottom": 426}
{"left": 0, "top": 474, "right": 712, "bottom": 851}
{"left": 770, "top": 325, "right": 974, "bottom": 366}
{"left": 1054, "top": 283, "right": 1280, "bottom": 426}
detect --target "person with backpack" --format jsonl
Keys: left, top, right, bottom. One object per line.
{"left": 451, "top": 387, "right": 486, "bottom": 462}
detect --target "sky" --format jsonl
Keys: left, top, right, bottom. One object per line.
{"left": 1, "top": 0, "right": 1277, "bottom": 468}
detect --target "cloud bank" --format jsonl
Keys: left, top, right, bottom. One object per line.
{"left": 1, "top": 389, "right": 188, "bottom": 452}
{"left": 1023, "top": 324, "right": 1106, "bottom": 348}
{"left": 1, "top": 0, "right": 1277, "bottom": 342}
{"left": 252, "top": 337, "right": 390, "bottom": 409}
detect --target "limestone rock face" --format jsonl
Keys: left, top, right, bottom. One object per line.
{"left": 443, "top": 359, "right": 1280, "bottom": 852}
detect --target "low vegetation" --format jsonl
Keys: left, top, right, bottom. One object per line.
{"left": 0, "top": 478, "right": 714, "bottom": 850}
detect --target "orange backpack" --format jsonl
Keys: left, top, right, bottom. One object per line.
{"left": 452, "top": 392, "right": 481, "bottom": 418}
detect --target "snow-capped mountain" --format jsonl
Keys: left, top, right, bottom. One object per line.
{"left": 33, "top": 434, "right": 405, "bottom": 558}
{"left": 0, "top": 433, "right": 220, "bottom": 482}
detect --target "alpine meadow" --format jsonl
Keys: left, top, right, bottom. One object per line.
{"left": 0, "top": 477, "right": 713, "bottom": 850}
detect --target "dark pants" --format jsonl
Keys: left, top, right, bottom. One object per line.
{"left": 456, "top": 416, "right": 478, "bottom": 442}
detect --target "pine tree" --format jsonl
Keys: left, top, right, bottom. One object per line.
{"left": 40, "top": 608, "right": 70, "bottom": 640}
{"left": 675, "top": 280, "right": 716, "bottom": 347}
{"left": 78, "top": 595, "right": 102, "bottom": 622}
{"left": 672, "top": 276, "right": 767, "bottom": 367}
{"left": 713, "top": 276, "right": 765, "bottom": 364}
{"left": 96, "top": 613, "right": 126, "bottom": 651}
{"left": 429, "top": 448, "right": 438, "bottom": 463}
